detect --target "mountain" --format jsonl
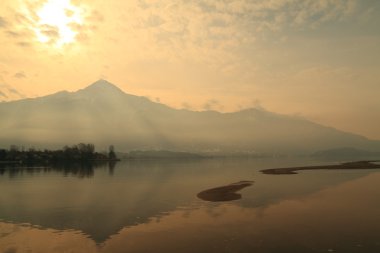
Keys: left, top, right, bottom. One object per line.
{"left": 0, "top": 79, "right": 379, "bottom": 155}
{"left": 312, "top": 147, "right": 380, "bottom": 160}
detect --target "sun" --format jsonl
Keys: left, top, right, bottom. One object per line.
{"left": 35, "top": 0, "right": 83, "bottom": 46}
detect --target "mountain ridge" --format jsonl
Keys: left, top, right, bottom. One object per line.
{"left": 0, "top": 80, "right": 379, "bottom": 154}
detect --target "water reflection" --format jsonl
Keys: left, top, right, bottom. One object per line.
{"left": 0, "top": 159, "right": 379, "bottom": 252}
{"left": 0, "top": 161, "right": 114, "bottom": 179}
{"left": 108, "top": 161, "right": 116, "bottom": 175}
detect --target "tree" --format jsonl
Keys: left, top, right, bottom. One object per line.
{"left": 0, "top": 149, "right": 6, "bottom": 161}
{"left": 77, "top": 143, "right": 95, "bottom": 160}
{"left": 108, "top": 145, "right": 116, "bottom": 160}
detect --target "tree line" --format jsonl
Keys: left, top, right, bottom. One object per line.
{"left": 0, "top": 143, "right": 118, "bottom": 165}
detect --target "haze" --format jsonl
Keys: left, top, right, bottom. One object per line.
{"left": 1, "top": 0, "right": 380, "bottom": 139}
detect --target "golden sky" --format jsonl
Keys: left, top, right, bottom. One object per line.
{"left": 0, "top": 0, "right": 380, "bottom": 139}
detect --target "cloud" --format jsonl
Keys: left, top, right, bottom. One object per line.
{"left": 65, "top": 9, "right": 75, "bottom": 18}
{"left": 7, "top": 87, "right": 26, "bottom": 98}
{"left": 109, "top": 0, "right": 360, "bottom": 75}
{"left": 16, "top": 42, "right": 31, "bottom": 47}
{"left": 0, "top": 90, "right": 8, "bottom": 98}
{"left": 99, "top": 74, "right": 108, "bottom": 80}
{"left": 9, "top": 87, "right": 22, "bottom": 95}
{"left": 0, "top": 16, "right": 8, "bottom": 28}
{"left": 0, "top": 84, "right": 26, "bottom": 100}
{"left": 181, "top": 102, "right": 193, "bottom": 110}
{"left": 14, "top": 71, "right": 26, "bottom": 79}
{"left": 87, "top": 10, "right": 104, "bottom": 23}
{"left": 202, "top": 99, "right": 224, "bottom": 111}
{"left": 65, "top": 9, "right": 104, "bottom": 43}
{"left": 144, "top": 14, "right": 165, "bottom": 27}
{"left": 251, "top": 99, "right": 265, "bottom": 110}
{"left": 0, "top": 11, "right": 36, "bottom": 48}
{"left": 4, "top": 28, "right": 35, "bottom": 47}
{"left": 39, "top": 24, "right": 59, "bottom": 38}
{"left": 5, "top": 30, "right": 23, "bottom": 38}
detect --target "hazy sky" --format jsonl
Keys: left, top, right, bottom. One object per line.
{"left": 0, "top": 0, "right": 379, "bottom": 139}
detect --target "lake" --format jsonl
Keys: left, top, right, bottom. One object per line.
{"left": 1, "top": 158, "right": 380, "bottom": 253}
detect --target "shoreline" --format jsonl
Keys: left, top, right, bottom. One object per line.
{"left": 260, "top": 160, "right": 380, "bottom": 175}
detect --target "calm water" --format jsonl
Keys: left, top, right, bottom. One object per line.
{"left": 0, "top": 158, "right": 380, "bottom": 253}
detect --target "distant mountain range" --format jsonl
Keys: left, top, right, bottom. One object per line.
{"left": 312, "top": 147, "right": 380, "bottom": 159}
{"left": 1, "top": 79, "right": 379, "bottom": 155}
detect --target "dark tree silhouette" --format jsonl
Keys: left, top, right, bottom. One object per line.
{"left": 0, "top": 149, "right": 6, "bottom": 160}
{"left": 108, "top": 145, "right": 117, "bottom": 160}
{"left": 0, "top": 143, "right": 109, "bottom": 165}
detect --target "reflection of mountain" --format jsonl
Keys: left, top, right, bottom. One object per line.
{"left": 2, "top": 172, "right": 380, "bottom": 253}
{"left": 1, "top": 79, "right": 379, "bottom": 154}
{"left": 0, "top": 159, "right": 376, "bottom": 243}
{"left": 0, "top": 161, "right": 200, "bottom": 242}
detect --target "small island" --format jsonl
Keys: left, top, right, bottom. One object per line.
{"left": 197, "top": 181, "right": 254, "bottom": 202}
{"left": 260, "top": 160, "right": 380, "bottom": 175}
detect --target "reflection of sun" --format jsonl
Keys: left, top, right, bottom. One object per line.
{"left": 35, "top": 0, "right": 83, "bottom": 46}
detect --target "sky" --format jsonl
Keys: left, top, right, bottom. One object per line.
{"left": 0, "top": 0, "right": 380, "bottom": 139}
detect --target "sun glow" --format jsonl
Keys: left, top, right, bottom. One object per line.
{"left": 35, "top": 0, "right": 83, "bottom": 46}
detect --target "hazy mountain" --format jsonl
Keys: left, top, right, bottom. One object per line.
{"left": 0, "top": 79, "right": 379, "bottom": 155}
{"left": 312, "top": 147, "right": 380, "bottom": 159}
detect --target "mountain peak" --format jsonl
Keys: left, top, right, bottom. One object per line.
{"left": 92, "top": 79, "right": 112, "bottom": 85}
{"left": 80, "top": 79, "right": 125, "bottom": 95}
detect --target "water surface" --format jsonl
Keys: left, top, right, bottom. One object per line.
{"left": 1, "top": 158, "right": 380, "bottom": 252}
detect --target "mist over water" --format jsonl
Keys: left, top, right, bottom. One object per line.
{"left": 1, "top": 158, "right": 380, "bottom": 252}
